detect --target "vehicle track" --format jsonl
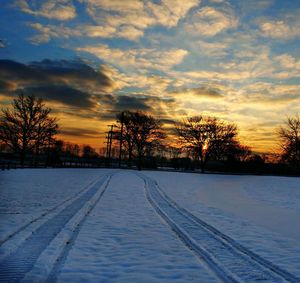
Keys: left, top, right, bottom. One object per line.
{"left": 140, "top": 174, "right": 299, "bottom": 283}
{"left": 0, "top": 173, "right": 112, "bottom": 283}
{"left": 45, "top": 174, "right": 112, "bottom": 283}
{"left": 0, "top": 177, "right": 100, "bottom": 246}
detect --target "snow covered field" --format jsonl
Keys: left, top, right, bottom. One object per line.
{"left": 0, "top": 169, "right": 299, "bottom": 282}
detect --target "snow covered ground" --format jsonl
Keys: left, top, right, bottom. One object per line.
{"left": 0, "top": 169, "right": 299, "bottom": 282}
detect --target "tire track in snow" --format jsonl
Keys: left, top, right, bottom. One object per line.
{"left": 140, "top": 173, "right": 299, "bottom": 283}
{"left": 0, "top": 173, "right": 112, "bottom": 283}
{"left": 45, "top": 174, "right": 112, "bottom": 283}
{"left": 0, "top": 177, "right": 100, "bottom": 246}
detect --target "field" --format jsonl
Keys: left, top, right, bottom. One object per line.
{"left": 0, "top": 169, "right": 300, "bottom": 282}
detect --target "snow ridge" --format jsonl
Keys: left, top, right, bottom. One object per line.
{"left": 0, "top": 178, "right": 99, "bottom": 246}
{"left": 0, "top": 173, "right": 112, "bottom": 283}
{"left": 45, "top": 174, "right": 113, "bottom": 283}
{"left": 140, "top": 173, "right": 300, "bottom": 283}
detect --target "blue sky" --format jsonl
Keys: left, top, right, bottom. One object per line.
{"left": 0, "top": 0, "right": 300, "bottom": 152}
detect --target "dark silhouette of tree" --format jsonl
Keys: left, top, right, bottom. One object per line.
{"left": 82, "top": 145, "right": 98, "bottom": 159}
{"left": 130, "top": 111, "right": 165, "bottom": 170}
{"left": 225, "top": 142, "right": 252, "bottom": 162}
{"left": 176, "top": 115, "right": 243, "bottom": 172}
{"left": 116, "top": 111, "right": 135, "bottom": 167}
{"left": 0, "top": 94, "right": 58, "bottom": 165}
{"left": 115, "top": 111, "right": 165, "bottom": 170}
{"left": 279, "top": 114, "right": 300, "bottom": 167}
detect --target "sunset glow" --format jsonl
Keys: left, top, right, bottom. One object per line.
{"left": 1, "top": 0, "right": 300, "bottom": 153}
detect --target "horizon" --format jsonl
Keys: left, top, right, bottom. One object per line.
{"left": 1, "top": 0, "right": 300, "bottom": 153}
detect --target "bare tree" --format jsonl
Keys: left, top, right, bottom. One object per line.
{"left": 115, "top": 111, "right": 165, "bottom": 170}
{"left": 279, "top": 114, "right": 300, "bottom": 166}
{"left": 131, "top": 111, "right": 165, "bottom": 170}
{"left": 82, "top": 145, "right": 98, "bottom": 159}
{"left": 176, "top": 115, "right": 242, "bottom": 172}
{"left": 116, "top": 111, "right": 135, "bottom": 167}
{"left": 0, "top": 94, "right": 58, "bottom": 165}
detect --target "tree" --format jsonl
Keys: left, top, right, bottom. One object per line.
{"left": 0, "top": 94, "right": 58, "bottom": 165}
{"left": 176, "top": 115, "right": 242, "bottom": 172}
{"left": 116, "top": 111, "right": 135, "bottom": 167}
{"left": 115, "top": 111, "right": 165, "bottom": 170}
{"left": 82, "top": 145, "right": 98, "bottom": 159}
{"left": 130, "top": 111, "right": 165, "bottom": 170}
{"left": 279, "top": 114, "right": 300, "bottom": 166}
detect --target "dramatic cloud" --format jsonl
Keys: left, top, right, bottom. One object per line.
{"left": 28, "top": 23, "right": 81, "bottom": 44}
{"left": 14, "top": 0, "right": 76, "bottom": 21}
{"left": 76, "top": 44, "right": 188, "bottom": 72}
{"left": 83, "top": 0, "right": 200, "bottom": 30}
{"left": 21, "top": 85, "right": 94, "bottom": 109}
{"left": 185, "top": 6, "right": 238, "bottom": 36}
{"left": 0, "top": 80, "right": 15, "bottom": 92}
{"left": 58, "top": 127, "right": 100, "bottom": 138}
{"left": 25, "top": 0, "right": 200, "bottom": 42}
{"left": 197, "top": 39, "right": 229, "bottom": 57}
{"left": 29, "top": 23, "right": 144, "bottom": 43}
{"left": 114, "top": 95, "right": 152, "bottom": 111}
{"left": 0, "top": 59, "right": 115, "bottom": 109}
{"left": 145, "top": 0, "right": 200, "bottom": 28}
{"left": 275, "top": 54, "right": 300, "bottom": 70}
{"left": 97, "top": 93, "right": 176, "bottom": 120}
{"left": 241, "top": 83, "right": 300, "bottom": 104}
{"left": 171, "top": 86, "right": 223, "bottom": 98}
{"left": 257, "top": 12, "right": 300, "bottom": 40}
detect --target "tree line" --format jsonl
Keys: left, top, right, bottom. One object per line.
{"left": 0, "top": 94, "right": 299, "bottom": 174}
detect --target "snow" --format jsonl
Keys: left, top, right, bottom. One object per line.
{"left": 0, "top": 169, "right": 108, "bottom": 242}
{"left": 0, "top": 168, "right": 299, "bottom": 282}
{"left": 54, "top": 172, "right": 217, "bottom": 282}
{"left": 144, "top": 171, "right": 300, "bottom": 277}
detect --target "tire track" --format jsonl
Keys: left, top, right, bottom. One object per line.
{"left": 140, "top": 174, "right": 299, "bottom": 283}
{"left": 0, "top": 177, "right": 100, "bottom": 246}
{"left": 45, "top": 174, "right": 112, "bottom": 283}
{"left": 0, "top": 173, "right": 112, "bottom": 283}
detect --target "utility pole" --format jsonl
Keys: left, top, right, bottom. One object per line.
{"left": 118, "top": 112, "right": 124, "bottom": 168}
{"left": 106, "top": 125, "right": 114, "bottom": 167}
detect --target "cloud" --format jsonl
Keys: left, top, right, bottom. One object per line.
{"left": 146, "top": 0, "right": 200, "bottom": 28}
{"left": 180, "top": 70, "right": 252, "bottom": 81}
{"left": 60, "top": 127, "right": 100, "bottom": 138}
{"left": 28, "top": 23, "right": 81, "bottom": 44}
{"left": 14, "top": 0, "right": 76, "bottom": 21}
{"left": 114, "top": 95, "right": 152, "bottom": 112}
{"left": 29, "top": 59, "right": 113, "bottom": 90}
{"left": 275, "top": 54, "right": 300, "bottom": 70}
{"left": 76, "top": 44, "right": 188, "bottom": 72}
{"left": 29, "top": 22, "right": 144, "bottom": 43}
{"left": 21, "top": 85, "right": 94, "bottom": 109}
{"left": 197, "top": 39, "right": 229, "bottom": 57}
{"left": 83, "top": 0, "right": 199, "bottom": 29}
{"left": 0, "top": 80, "right": 15, "bottom": 92}
{"left": 258, "top": 20, "right": 300, "bottom": 39}
{"left": 0, "top": 40, "right": 6, "bottom": 48}
{"left": 0, "top": 59, "right": 116, "bottom": 109}
{"left": 0, "top": 59, "right": 113, "bottom": 91}
{"left": 97, "top": 93, "right": 176, "bottom": 120}
{"left": 185, "top": 6, "right": 238, "bottom": 37}
{"left": 257, "top": 11, "right": 300, "bottom": 40}
{"left": 171, "top": 86, "right": 223, "bottom": 98}
{"left": 25, "top": 0, "right": 199, "bottom": 42}
{"left": 242, "top": 83, "right": 300, "bottom": 104}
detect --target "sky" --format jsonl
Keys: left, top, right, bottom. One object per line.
{"left": 0, "top": 0, "right": 300, "bottom": 153}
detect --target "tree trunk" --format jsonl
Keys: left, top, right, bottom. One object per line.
{"left": 20, "top": 150, "right": 25, "bottom": 167}
{"left": 138, "top": 152, "right": 142, "bottom": 171}
{"left": 128, "top": 148, "right": 132, "bottom": 168}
